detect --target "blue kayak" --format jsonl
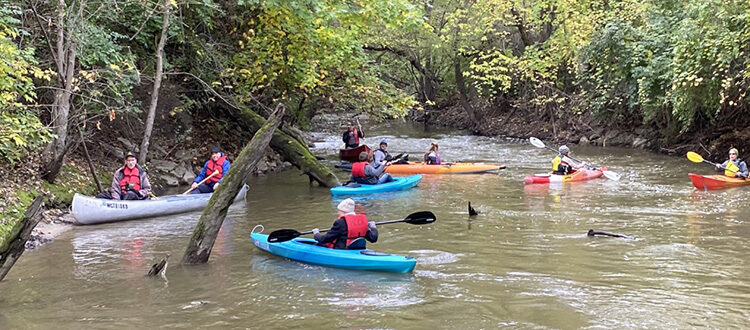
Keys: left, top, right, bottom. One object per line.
{"left": 251, "top": 232, "right": 417, "bottom": 273}
{"left": 330, "top": 174, "right": 422, "bottom": 196}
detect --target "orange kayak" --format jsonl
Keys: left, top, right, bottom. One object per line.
{"left": 385, "top": 162, "right": 505, "bottom": 175}
{"left": 688, "top": 173, "right": 750, "bottom": 190}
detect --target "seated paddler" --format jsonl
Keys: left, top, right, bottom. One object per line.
{"left": 716, "top": 148, "right": 748, "bottom": 178}
{"left": 552, "top": 145, "right": 585, "bottom": 175}
{"left": 312, "top": 198, "right": 378, "bottom": 249}
{"left": 191, "top": 146, "right": 231, "bottom": 194}
{"left": 351, "top": 151, "right": 393, "bottom": 184}
{"left": 102, "top": 151, "right": 152, "bottom": 200}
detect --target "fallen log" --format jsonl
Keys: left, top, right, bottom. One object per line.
{"left": 0, "top": 196, "right": 44, "bottom": 281}
{"left": 182, "top": 104, "right": 286, "bottom": 264}
{"left": 236, "top": 105, "right": 340, "bottom": 187}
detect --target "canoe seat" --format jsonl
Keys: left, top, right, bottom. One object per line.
{"left": 346, "top": 238, "right": 367, "bottom": 250}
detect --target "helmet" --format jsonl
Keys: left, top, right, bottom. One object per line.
{"left": 559, "top": 145, "right": 570, "bottom": 155}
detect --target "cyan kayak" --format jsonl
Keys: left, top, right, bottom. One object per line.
{"left": 330, "top": 174, "right": 422, "bottom": 196}
{"left": 251, "top": 232, "right": 416, "bottom": 273}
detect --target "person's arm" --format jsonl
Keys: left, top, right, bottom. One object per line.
{"left": 358, "top": 129, "right": 364, "bottom": 138}
{"left": 315, "top": 218, "right": 346, "bottom": 244}
{"left": 740, "top": 162, "right": 749, "bottom": 178}
{"left": 218, "top": 161, "right": 231, "bottom": 183}
{"left": 139, "top": 174, "right": 152, "bottom": 196}
{"left": 367, "top": 163, "right": 386, "bottom": 177}
{"left": 365, "top": 222, "right": 378, "bottom": 243}
{"left": 717, "top": 160, "right": 728, "bottom": 172}
{"left": 194, "top": 162, "right": 208, "bottom": 183}
{"left": 110, "top": 173, "right": 122, "bottom": 200}
{"left": 342, "top": 132, "right": 349, "bottom": 143}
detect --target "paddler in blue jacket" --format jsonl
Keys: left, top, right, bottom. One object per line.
{"left": 313, "top": 198, "right": 378, "bottom": 249}
{"left": 716, "top": 148, "right": 749, "bottom": 178}
{"left": 191, "top": 146, "right": 231, "bottom": 194}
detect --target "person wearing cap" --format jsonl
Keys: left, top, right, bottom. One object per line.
{"left": 716, "top": 148, "right": 748, "bottom": 178}
{"left": 342, "top": 125, "right": 365, "bottom": 149}
{"left": 313, "top": 198, "right": 378, "bottom": 249}
{"left": 351, "top": 151, "right": 393, "bottom": 184}
{"left": 552, "top": 145, "right": 584, "bottom": 175}
{"left": 191, "top": 146, "right": 231, "bottom": 194}
{"left": 106, "top": 152, "right": 152, "bottom": 200}
{"left": 372, "top": 139, "right": 392, "bottom": 170}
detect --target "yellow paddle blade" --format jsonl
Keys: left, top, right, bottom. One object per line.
{"left": 686, "top": 151, "right": 704, "bottom": 163}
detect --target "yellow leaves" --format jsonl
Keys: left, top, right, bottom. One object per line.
{"left": 96, "top": 121, "right": 101, "bottom": 130}
{"left": 168, "top": 0, "right": 178, "bottom": 8}
{"left": 108, "top": 109, "right": 116, "bottom": 121}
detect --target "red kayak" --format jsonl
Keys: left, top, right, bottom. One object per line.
{"left": 339, "top": 145, "right": 371, "bottom": 162}
{"left": 688, "top": 173, "right": 750, "bottom": 190}
{"left": 524, "top": 167, "right": 605, "bottom": 184}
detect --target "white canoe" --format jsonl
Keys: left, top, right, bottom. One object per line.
{"left": 72, "top": 184, "right": 249, "bottom": 225}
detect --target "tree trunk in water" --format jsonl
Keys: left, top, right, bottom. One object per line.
{"left": 0, "top": 196, "right": 43, "bottom": 281}
{"left": 139, "top": 0, "right": 171, "bottom": 163}
{"left": 235, "top": 105, "right": 341, "bottom": 187}
{"left": 182, "top": 104, "right": 286, "bottom": 264}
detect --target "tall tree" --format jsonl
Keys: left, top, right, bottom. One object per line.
{"left": 139, "top": 0, "right": 172, "bottom": 162}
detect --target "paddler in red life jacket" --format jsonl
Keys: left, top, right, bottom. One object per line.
{"left": 108, "top": 151, "right": 152, "bottom": 200}
{"left": 191, "top": 146, "right": 231, "bottom": 194}
{"left": 351, "top": 151, "right": 394, "bottom": 184}
{"left": 342, "top": 125, "right": 364, "bottom": 149}
{"left": 312, "top": 198, "right": 378, "bottom": 249}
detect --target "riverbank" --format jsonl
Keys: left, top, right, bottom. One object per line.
{"left": 412, "top": 103, "right": 750, "bottom": 163}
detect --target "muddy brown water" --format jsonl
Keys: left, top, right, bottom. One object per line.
{"left": 1, "top": 122, "right": 749, "bottom": 328}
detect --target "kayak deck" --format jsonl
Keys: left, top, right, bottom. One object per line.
{"left": 688, "top": 173, "right": 750, "bottom": 190}
{"left": 330, "top": 175, "right": 422, "bottom": 195}
{"left": 524, "top": 167, "right": 605, "bottom": 184}
{"left": 386, "top": 162, "right": 505, "bottom": 175}
{"left": 251, "top": 232, "right": 416, "bottom": 273}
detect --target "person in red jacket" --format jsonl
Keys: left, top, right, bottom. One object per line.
{"left": 313, "top": 198, "right": 378, "bottom": 249}
{"left": 106, "top": 152, "right": 152, "bottom": 200}
{"left": 191, "top": 146, "right": 231, "bottom": 194}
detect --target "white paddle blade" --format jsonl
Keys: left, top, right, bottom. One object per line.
{"left": 529, "top": 137, "right": 546, "bottom": 148}
{"left": 603, "top": 170, "right": 621, "bottom": 181}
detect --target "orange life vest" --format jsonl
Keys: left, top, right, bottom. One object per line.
{"left": 120, "top": 166, "right": 141, "bottom": 193}
{"left": 205, "top": 155, "right": 226, "bottom": 184}
{"left": 325, "top": 214, "right": 369, "bottom": 248}
{"left": 352, "top": 162, "right": 368, "bottom": 178}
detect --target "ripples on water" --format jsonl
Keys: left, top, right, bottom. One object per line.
{"left": 1, "top": 122, "right": 749, "bottom": 328}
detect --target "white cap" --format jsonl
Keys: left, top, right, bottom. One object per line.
{"left": 337, "top": 198, "right": 355, "bottom": 213}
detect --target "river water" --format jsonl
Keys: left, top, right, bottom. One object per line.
{"left": 1, "top": 122, "right": 748, "bottom": 328}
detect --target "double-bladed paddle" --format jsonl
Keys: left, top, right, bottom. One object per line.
{"left": 529, "top": 137, "right": 621, "bottom": 181}
{"left": 267, "top": 211, "right": 436, "bottom": 243}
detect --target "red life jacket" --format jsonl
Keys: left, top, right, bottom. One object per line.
{"left": 205, "top": 155, "right": 227, "bottom": 184}
{"left": 352, "top": 129, "right": 359, "bottom": 145}
{"left": 325, "top": 214, "right": 369, "bottom": 248}
{"left": 352, "top": 162, "right": 368, "bottom": 178}
{"left": 120, "top": 166, "right": 141, "bottom": 193}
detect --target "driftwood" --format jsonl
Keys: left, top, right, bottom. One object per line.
{"left": 181, "top": 104, "right": 286, "bottom": 264}
{"left": 236, "top": 105, "right": 341, "bottom": 187}
{"left": 0, "top": 196, "right": 44, "bottom": 281}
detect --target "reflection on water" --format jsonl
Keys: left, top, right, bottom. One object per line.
{"left": 1, "top": 121, "right": 750, "bottom": 328}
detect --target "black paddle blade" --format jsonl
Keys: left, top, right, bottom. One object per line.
{"left": 468, "top": 201, "right": 479, "bottom": 216}
{"left": 404, "top": 211, "right": 436, "bottom": 225}
{"left": 267, "top": 229, "right": 301, "bottom": 243}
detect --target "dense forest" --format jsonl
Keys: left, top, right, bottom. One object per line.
{"left": 0, "top": 0, "right": 748, "bottom": 196}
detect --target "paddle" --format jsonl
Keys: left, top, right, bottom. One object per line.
{"left": 686, "top": 151, "right": 744, "bottom": 177}
{"left": 529, "top": 137, "right": 621, "bottom": 181}
{"left": 267, "top": 211, "right": 437, "bottom": 243}
{"left": 183, "top": 170, "right": 220, "bottom": 195}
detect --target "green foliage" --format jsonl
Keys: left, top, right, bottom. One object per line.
{"left": 0, "top": 3, "right": 53, "bottom": 164}
{"left": 231, "top": 0, "right": 419, "bottom": 119}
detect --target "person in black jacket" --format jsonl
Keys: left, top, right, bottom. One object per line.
{"left": 313, "top": 198, "right": 378, "bottom": 249}
{"left": 342, "top": 125, "right": 364, "bottom": 148}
